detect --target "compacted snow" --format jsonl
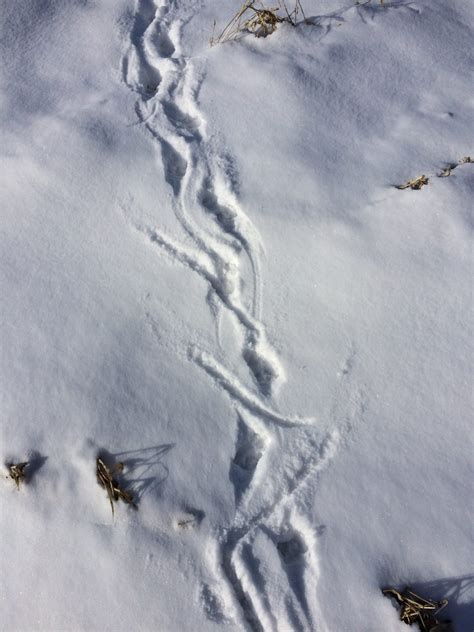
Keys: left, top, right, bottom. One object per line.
{"left": 1, "top": 1, "right": 472, "bottom": 630}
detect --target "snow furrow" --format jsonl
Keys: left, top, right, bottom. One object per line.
{"left": 123, "top": 0, "right": 283, "bottom": 400}
{"left": 122, "top": 2, "right": 333, "bottom": 629}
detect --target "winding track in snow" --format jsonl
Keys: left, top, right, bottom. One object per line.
{"left": 122, "top": 0, "right": 288, "bottom": 402}
{"left": 121, "top": 2, "right": 347, "bottom": 629}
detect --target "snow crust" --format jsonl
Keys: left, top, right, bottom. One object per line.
{"left": 0, "top": 1, "right": 472, "bottom": 630}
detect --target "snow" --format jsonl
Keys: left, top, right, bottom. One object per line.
{"left": 0, "top": 0, "right": 472, "bottom": 630}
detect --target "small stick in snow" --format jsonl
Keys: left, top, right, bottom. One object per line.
{"left": 7, "top": 462, "right": 28, "bottom": 489}
{"left": 175, "top": 507, "right": 205, "bottom": 530}
{"left": 397, "top": 175, "right": 429, "bottom": 190}
{"left": 96, "top": 456, "right": 137, "bottom": 517}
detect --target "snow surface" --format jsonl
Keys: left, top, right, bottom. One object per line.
{"left": 1, "top": 0, "right": 473, "bottom": 630}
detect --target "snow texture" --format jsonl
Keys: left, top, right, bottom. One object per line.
{"left": 0, "top": 0, "right": 473, "bottom": 630}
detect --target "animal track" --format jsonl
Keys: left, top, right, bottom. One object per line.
{"left": 230, "top": 413, "right": 266, "bottom": 504}
{"left": 124, "top": 0, "right": 285, "bottom": 401}
{"left": 160, "top": 138, "right": 187, "bottom": 194}
{"left": 220, "top": 429, "right": 339, "bottom": 631}
{"left": 189, "top": 348, "right": 311, "bottom": 428}
{"left": 277, "top": 532, "right": 308, "bottom": 564}
{"left": 199, "top": 583, "right": 229, "bottom": 624}
{"left": 122, "top": 1, "right": 163, "bottom": 97}
{"left": 162, "top": 100, "right": 201, "bottom": 138}
{"left": 121, "top": 2, "right": 349, "bottom": 629}
{"left": 147, "top": 21, "right": 175, "bottom": 58}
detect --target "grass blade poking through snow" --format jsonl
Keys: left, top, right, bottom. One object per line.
{"left": 96, "top": 456, "right": 137, "bottom": 517}
{"left": 6, "top": 462, "right": 28, "bottom": 489}
{"left": 210, "top": 1, "right": 310, "bottom": 46}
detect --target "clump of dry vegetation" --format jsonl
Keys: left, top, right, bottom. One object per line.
{"left": 96, "top": 455, "right": 137, "bottom": 516}
{"left": 6, "top": 461, "right": 29, "bottom": 489}
{"left": 397, "top": 175, "right": 429, "bottom": 190}
{"left": 397, "top": 155, "right": 472, "bottom": 191}
{"left": 210, "top": 1, "right": 308, "bottom": 46}
{"left": 382, "top": 587, "right": 451, "bottom": 631}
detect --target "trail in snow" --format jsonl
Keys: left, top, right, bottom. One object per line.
{"left": 122, "top": 2, "right": 352, "bottom": 629}
{"left": 122, "top": 0, "right": 283, "bottom": 401}
{"left": 216, "top": 422, "right": 342, "bottom": 631}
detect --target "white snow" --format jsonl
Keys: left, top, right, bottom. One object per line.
{"left": 0, "top": 1, "right": 472, "bottom": 630}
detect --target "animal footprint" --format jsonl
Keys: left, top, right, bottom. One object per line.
{"left": 277, "top": 532, "right": 308, "bottom": 564}
{"left": 230, "top": 414, "right": 266, "bottom": 503}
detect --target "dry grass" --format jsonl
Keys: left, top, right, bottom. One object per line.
{"left": 397, "top": 175, "right": 429, "bottom": 190}
{"left": 7, "top": 462, "right": 28, "bottom": 489}
{"left": 210, "top": 1, "right": 308, "bottom": 46}
{"left": 382, "top": 587, "right": 450, "bottom": 631}
{"left": 397, "top": 155, "right": 472, "bottom": 190}
{"left": 96, "top": 456, "right": 137, "bottom": 516}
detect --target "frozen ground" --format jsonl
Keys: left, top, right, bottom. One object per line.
{"left": 0, "top": 1, "right": 473, "bottom": 630}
